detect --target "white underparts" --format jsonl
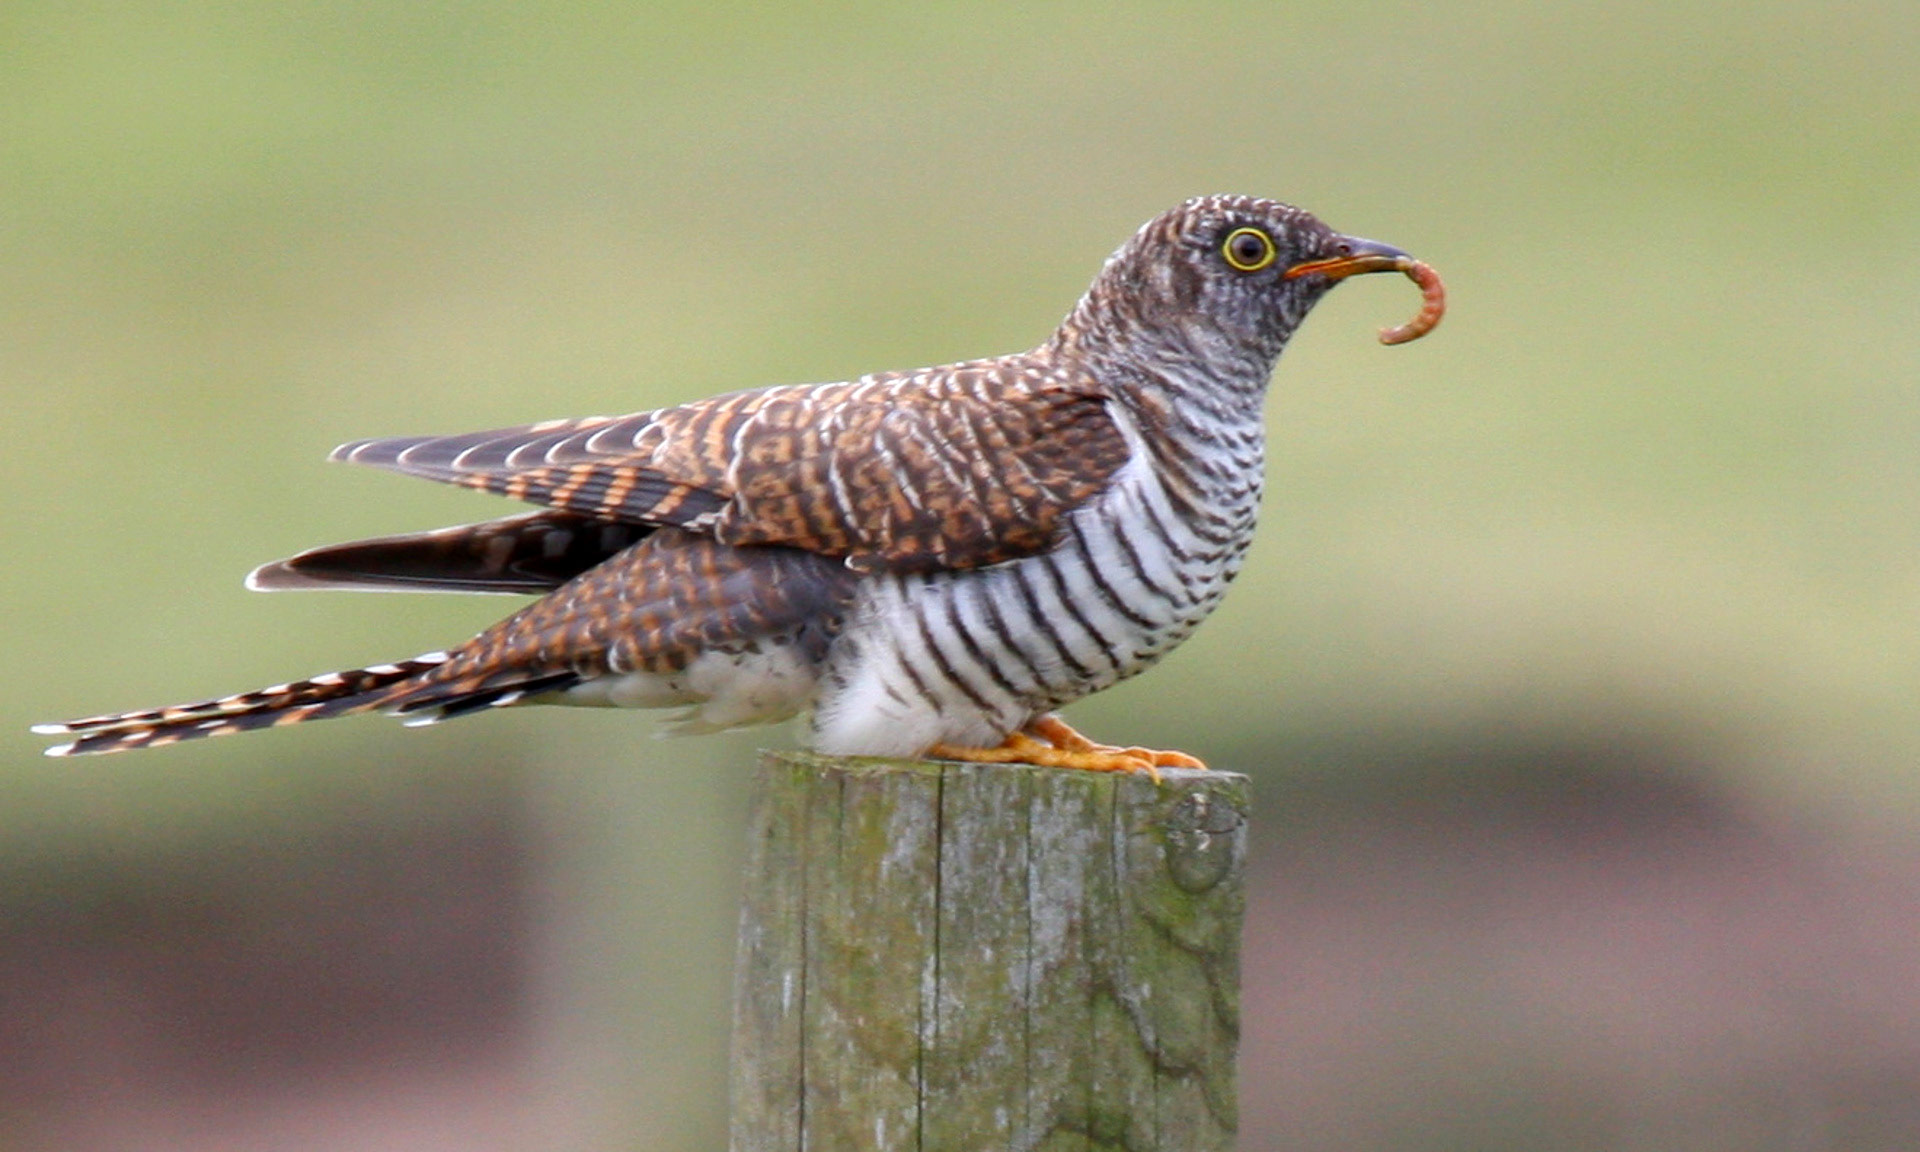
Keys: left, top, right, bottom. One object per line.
{"left": 554, "top": 641, "right": 819, "bottom": 735}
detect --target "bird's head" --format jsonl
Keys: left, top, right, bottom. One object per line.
{"left": 1057, "top": 195, "right": 1441, "bottom": 383}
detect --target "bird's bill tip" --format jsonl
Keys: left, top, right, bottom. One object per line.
{"left": 244, "top": 561, "right": 295, "bottom": 592}
{"left": 30, "top": 721, "right": 73, "bottom": 735}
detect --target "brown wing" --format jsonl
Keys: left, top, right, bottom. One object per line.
{"left": 331, "top": 357, "right": 1131, "bottom": 573}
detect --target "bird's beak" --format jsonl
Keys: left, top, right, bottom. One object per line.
{"left": 1282, "top": 236, "right": 1415, "bottom": 281}
{"left": 1284, "top": 235, "right": 1445, "bottom": 345}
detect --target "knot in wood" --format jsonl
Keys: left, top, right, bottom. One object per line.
{"left": 1162, "top": 785, "right": 1245, "bottom": 894}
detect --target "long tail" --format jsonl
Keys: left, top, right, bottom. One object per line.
{"left": 34, "top": 652, "right": 462, "bottom": 757}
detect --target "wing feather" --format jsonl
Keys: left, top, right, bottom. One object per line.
{"left": 247, "top": 510, "right": 652, "bottom": 594}
{"left": 333, "top": 411, "right": 730, "bottom": 529}
{"left": 329, "top": 359, "right": 1131, "bottom": 572}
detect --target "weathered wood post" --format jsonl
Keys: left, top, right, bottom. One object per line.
{"left": 729, "top": 751, "right": 1249, "bottom": 1151}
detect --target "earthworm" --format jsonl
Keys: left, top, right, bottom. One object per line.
{"left": 1378, "top": 259, "right": 1445, "bottom": 345}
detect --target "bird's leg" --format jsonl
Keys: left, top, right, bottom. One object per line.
{"left": 925, "top": 714, "right": 1207, "bottom": 782}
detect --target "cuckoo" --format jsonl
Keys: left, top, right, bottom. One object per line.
{"left": 37, "top": 195, "right": 1443, "bottom": 772}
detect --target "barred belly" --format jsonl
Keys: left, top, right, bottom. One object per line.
{"left": 809, "top": 453, "right": 1258, "bottom": 757}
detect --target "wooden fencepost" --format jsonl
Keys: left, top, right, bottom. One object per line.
{"left": 729, "top": 751, "right": 1249, "bottom": 1151}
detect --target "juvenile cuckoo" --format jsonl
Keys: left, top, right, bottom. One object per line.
{"left": 37, "top": 195, "right": 1443, "bottom": 771}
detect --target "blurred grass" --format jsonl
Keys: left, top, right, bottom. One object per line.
{"left": 3, "top": 0, "right": 1918, "bottom": 1147}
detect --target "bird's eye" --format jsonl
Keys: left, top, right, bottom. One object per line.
{"left": 1222, "top": 227, "right": 1277, "bottom": 272}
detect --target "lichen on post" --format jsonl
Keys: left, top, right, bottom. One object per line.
{"left": 728, "top": 752, "right": 1249, "bottom": 1151}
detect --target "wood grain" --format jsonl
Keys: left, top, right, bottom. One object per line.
{"left": 729, "top": 753, "right": 1249, "bottom": 1151}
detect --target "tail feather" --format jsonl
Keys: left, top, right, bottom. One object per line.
{"left": 393, "top": 671, "right": 582, "bottom": 726}
{"left": 36, "top": 652, "right": 456, "bottom": 757}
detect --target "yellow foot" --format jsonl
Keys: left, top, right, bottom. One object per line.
{"left": 925, "top": 715, "right": 1207, "bottom": 783}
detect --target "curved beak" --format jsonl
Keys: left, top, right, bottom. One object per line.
{"left": 1282, "top": 235, "right": 1416, "bottom": 281}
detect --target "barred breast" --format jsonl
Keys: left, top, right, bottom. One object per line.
{"left": 809, "top": 401, "right": 1264, "bottom": 757}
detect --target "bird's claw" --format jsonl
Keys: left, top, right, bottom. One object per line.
{"left": 927, "top": 715, "right": 1207, "bottom": 783}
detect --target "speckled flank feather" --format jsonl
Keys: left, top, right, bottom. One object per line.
{"left": 37, "top": 194, "right": 1440, "bottom": 757}
{"left": 384, "top": 528, "right": 856, "bottom": 716}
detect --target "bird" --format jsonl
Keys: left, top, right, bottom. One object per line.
{"left": 35, "top": 194, "right": 1443, "bottom": 771}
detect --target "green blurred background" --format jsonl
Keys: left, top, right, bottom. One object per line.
{"left": 5, "top": 2, "right": 1919, "bottom": 1149}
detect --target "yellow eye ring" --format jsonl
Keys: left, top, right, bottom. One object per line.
{"left": 1222, "top": 227, "right": 1277, "bottom": 272}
